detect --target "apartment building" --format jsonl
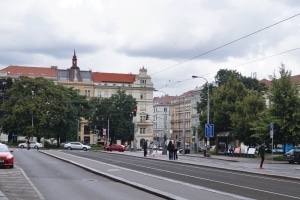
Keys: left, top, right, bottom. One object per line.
{"left": 153, "top": 95, "right": 177, "bottom": 147}
{"left": 0, "top": 51, "right": 154, "bottom": 146}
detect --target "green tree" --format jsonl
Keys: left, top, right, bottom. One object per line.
{"left": 215, "top": 69, "right": 267, "bottom": 92}
{"left": 268, "top": 65, "right": 300, "bottom": 146}
{"left": 231, "top": 90, "right": 266, "bottom": 144}
{"left": 0, "top": 77, "right": 70, "bottom": 142}
{"left": 89, "top": 89, "right": 136, "bottom": 145}
{"left": 0, "top": 77, "right": 91, "bottom": 144}
{"left": 250, "top": 110, "right": 272, "bottom": 144}
{"left": 211, "top": 75, "right": 248, "bottom": 133}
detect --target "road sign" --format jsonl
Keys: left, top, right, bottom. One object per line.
{"left": 205, "top": 124, "right": 214, "bottom": 138}
{"left": 270, "top": 123, "right": 274, "bottom": 138}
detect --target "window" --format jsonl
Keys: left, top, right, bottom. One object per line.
{"left": 140, "top": 116, "right": 146, "bottom": 122}
{"left": 164, "top": 107, "right": 167, "bottom": 112}
{"left": 85, "top": 90, "right": 91, "bottom": 97}
{"left": 140, "top": 92, "right": 146, "bottom": 99}
{"left": 104, "top": 91, "right": 108, "bottom": 97}
{"left": 140, "top": 80, "right": 146, "bottom": 84}
{"left": 140, "top": 128, "right": 145, "bottom": 134}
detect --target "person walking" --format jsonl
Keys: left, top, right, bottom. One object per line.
{"left": 143, "top": 140, "right": 148, "bottom": 157}
{"left": 229, "top": 144, "right": 234, "bottom": 156}
{"left": 167, "top": 140, "right": 173, "bottom": 160}
{"left": 27, "top": 138, "right": 30, "bottom": 150}
{"left": 258, "top": 142, "right": 266, "bottom": 169}
{"left": 173, "top": 141, "right": 178, "bottom": 160}
{"left": 149, "top": 141, "right": 154, "bottom": 156}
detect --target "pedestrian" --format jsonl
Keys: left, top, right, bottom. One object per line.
{"left": 27, "top": 138, "right": 30, "bottom": 150}
{"left": 143, "top": 140, "right": 148, "bottom": 157}
{"left": 167, "top": 140, "right": 173, "bottom": 160}
{"left": 173, "top": 141, "right": 178, "bottom": 160}
{"left": 258, "top": 142, "right": 265, "bottom": 169}
{"left": 229, "top": 144, "right": 234, "bottom": 156}
{"left": 149, "top": 141, "right": 154, "bottom": 156}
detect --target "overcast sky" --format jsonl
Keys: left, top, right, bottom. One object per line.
{"left": 0, "top": 0, "right": 299, "bottom": 96}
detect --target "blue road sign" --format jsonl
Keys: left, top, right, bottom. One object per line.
{"left": 205, "top": 124, "right": 214, "bottom": 138}
{"left": 270, "top": 123, "right": 274, "bottom": 131}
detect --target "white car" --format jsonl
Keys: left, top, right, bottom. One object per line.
{"left": 64, "top": 142, "right": 91, "bottom": 151}
{"left": 18, "top": 141, "right": 43, "bottom": 149}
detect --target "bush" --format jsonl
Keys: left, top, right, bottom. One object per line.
{"left": 43, "top": 141, "right": 60, "bottom": 149}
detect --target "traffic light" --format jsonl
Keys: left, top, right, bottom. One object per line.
{"left": 133, "top": 106, "right": 137, "bottom": 116}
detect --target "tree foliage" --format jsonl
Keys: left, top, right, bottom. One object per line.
{"left": 215, "top": 69, "right": 267, "bottom": 92}
{"left": 211, "top": 75, "right": 248, "bottom": 133}
{"left": 0, "top": 77, "right": 90, "bottom": 144}
{"left": 231, "top": 90, "right": 266, "bottom": 144}
{"left": 89, "top": 89, "right": 136, "bottom": 144}
{"left": 267, "top": 65, "right": 300, "bottom": 145}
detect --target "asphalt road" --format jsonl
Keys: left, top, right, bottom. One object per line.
{"left": 2, "top": 148, "right": 300, "bottom": 200}
{"left": 60, "top": 150, "right": 300, "bottom": 200}
{"left": 0, "top": 148, "right": 165, "bottom": 200}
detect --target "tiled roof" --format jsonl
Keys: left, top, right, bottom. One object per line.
{"left": 154, "top": 95, "right": 177, "bottom": 106}
{"left": 260, "top": 74, "right": 300, "bottom": 88}
{"left": 260, "top": 78, "right": 271, "bottom": 88}
{"left": 93, "top": 72, "right": 136, "bottom": 83}
{"left": 0, "top": 66, "right": 57, "bottom": 78}
{"left": 291, "top": 74, "right": 300, "bottom": 84}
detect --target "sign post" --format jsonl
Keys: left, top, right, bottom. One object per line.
{"left": 270, "top": 123, "right": 274, "bottom": 159}
{"left": 205, "top": 124, "right": 214, "bottom": 157}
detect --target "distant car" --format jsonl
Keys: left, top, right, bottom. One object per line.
{"left": 179, "top": 146, "right": 191, "bottom": 154}
{"left": 283, "top": 148, "right": 300, "bottom": 164}
{"left": 0, "top": 144, "right": 14, "bottom": 168}
{"left": 64, "top": 142, "right": 91, "bottom": 151}
{"left": 104, "top": 144, "right": 126, "bottom": 152}
{"left": 18, "top": 141, "right": 43, "bottom": 149}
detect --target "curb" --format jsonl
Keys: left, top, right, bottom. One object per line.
{"left": 0, "top": 191, "right": 8, "bottom": 200}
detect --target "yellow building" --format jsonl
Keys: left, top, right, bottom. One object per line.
{"left": 0, "top": 50, "right": 154, "bottom": 146}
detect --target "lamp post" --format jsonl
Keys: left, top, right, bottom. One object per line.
{"left": 31, "top": 90, "right": 34, "bottom": 128}
{"left": 192, "top": 75, "right": 210, "bottom": 157}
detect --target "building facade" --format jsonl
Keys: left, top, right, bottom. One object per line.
{"left": 153, "top": 95, "right": 177, "bottom": 147}
{"left": 170, "top": 91, "right": 192, "bottom": 149}
{"left": 0, "top": 51, "right": 154, "bottom": 147}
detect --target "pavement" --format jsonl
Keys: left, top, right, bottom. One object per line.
{"left": 1, "top": 150, "right": 300, "bottom": 200}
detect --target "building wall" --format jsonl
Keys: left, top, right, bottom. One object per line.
{"left": 170, "top": 92, "right": 192, "bottom": 148}
{"left": 0, "top": 58, "right": 154, "bottom": 146}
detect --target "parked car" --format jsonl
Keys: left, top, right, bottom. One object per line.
{"left": 283, "top": 147, "right": 300, "bottom": 164}
{"left": 179, "top": 146, "right": 191, "bottom": 154}
{"left": 64, "top": 142, "right": 91, "bottom": 151}
{"left": 104, "top": 144, "right": 126, "bottom": 152}
{"left": 0, "top": 144, "right": 14, "bottom": 168}
{"left": 18, "top": 141, "right": 43, "bottom": 149}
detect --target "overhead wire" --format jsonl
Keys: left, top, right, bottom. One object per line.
{"left": 154, "top": 47, "right": 300, "bottom": 91}
{"left": 150, "top": 13, "right": 300, "bottom": 76}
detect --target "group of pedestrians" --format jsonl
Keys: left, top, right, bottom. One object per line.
{"left": 167, "top": 140, "right": 178, "bottom": 160}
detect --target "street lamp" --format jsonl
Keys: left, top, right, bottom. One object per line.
{"left": 31, "top": 90, "right": 34, "bottom": 128}
{"left": 192, "top": 75, "right": 210, "bottom": 157}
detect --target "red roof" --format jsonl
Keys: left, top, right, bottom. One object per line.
{"left": 92, "top": 72, "right": 136, "bottom": 83}
{"left": 0, "top": 66, "right": 57, "bottom": 78}
{"left": 260, "top": 78, "right": 271, "bottom": 88}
